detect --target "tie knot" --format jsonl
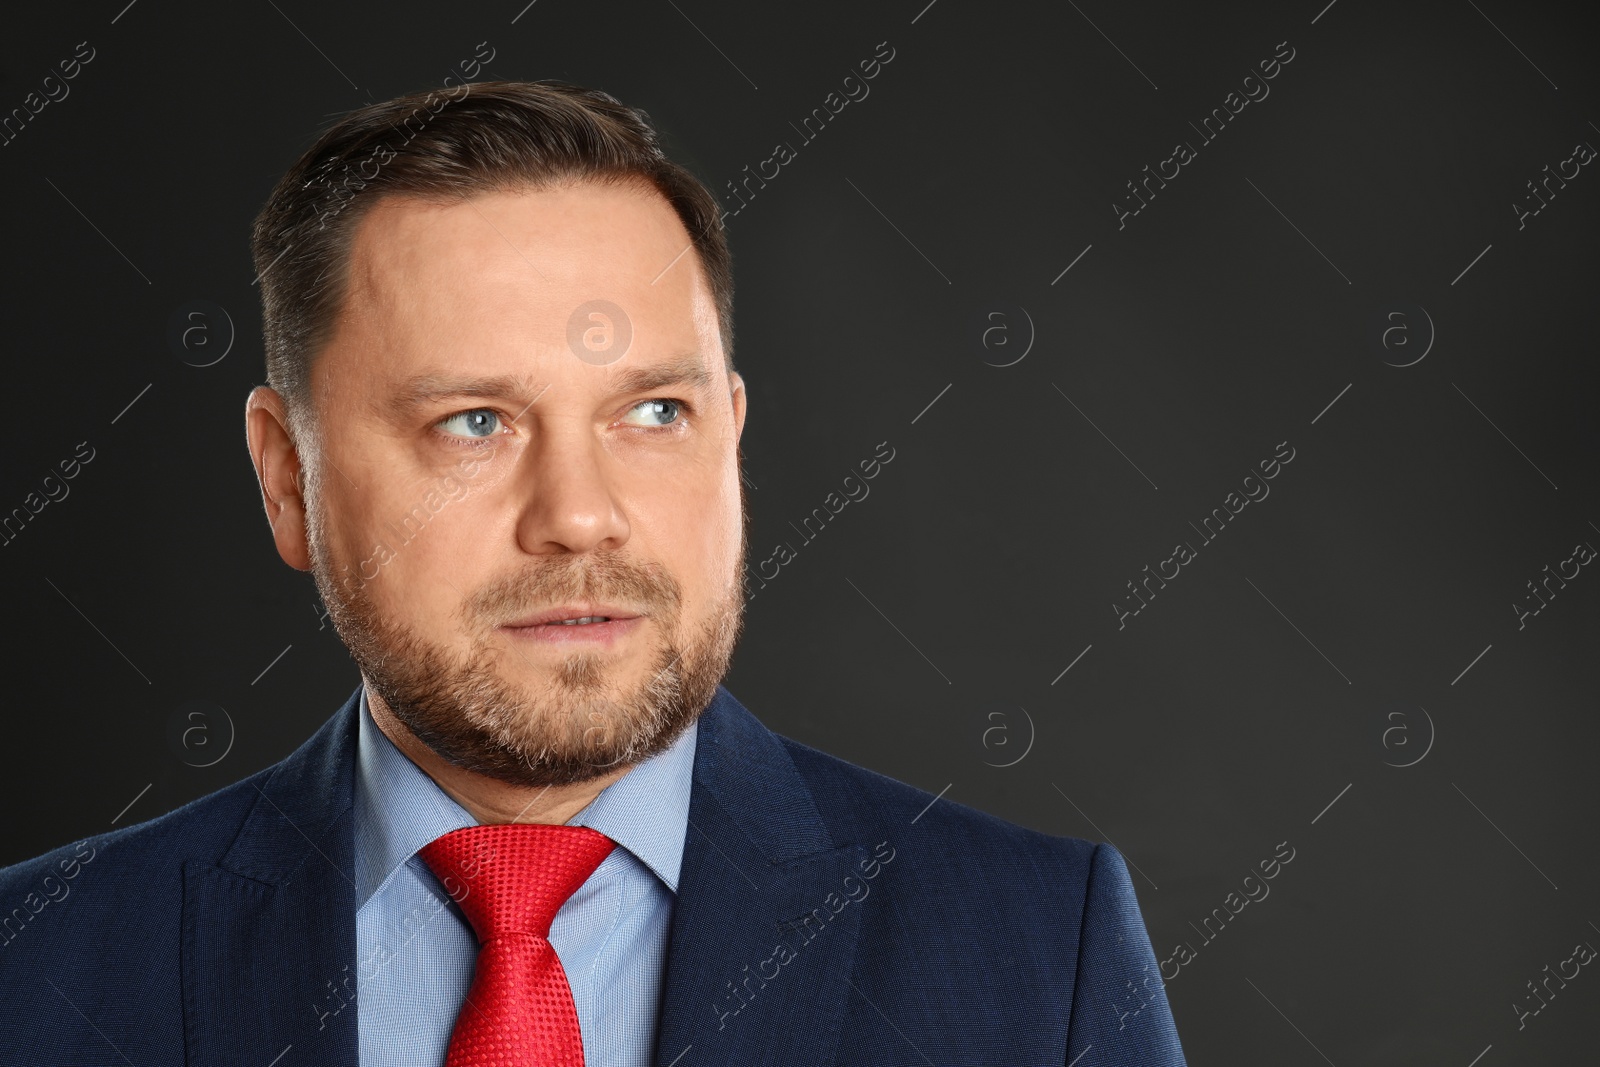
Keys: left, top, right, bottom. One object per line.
{"left": 418, "top": 823, "right": 615, "bottom": 943}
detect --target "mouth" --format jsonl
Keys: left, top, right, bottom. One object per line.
{"left": 499, "top": 605, "right": 644, "bottom": 646}
{"left": 502, "top": 604, "right": 644, "bottom": 627}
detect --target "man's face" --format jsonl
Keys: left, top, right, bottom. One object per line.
{"left": 295, "top": 180, "right": 747, "bottom": 788}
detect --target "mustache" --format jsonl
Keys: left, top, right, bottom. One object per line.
{"left": 466, "top": 553, "right": 680, "bottom": 626}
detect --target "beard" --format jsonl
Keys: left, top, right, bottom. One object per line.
{"left": 304, "top": 468, "right": 748, "bottom": 790}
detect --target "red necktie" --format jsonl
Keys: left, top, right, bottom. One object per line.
{"left": 419, "top": 823, "right": 616, "bottom": 1067}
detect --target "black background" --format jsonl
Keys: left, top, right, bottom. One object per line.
{"left": 2, "top": 0, "right": 1597, "bottom": 1062}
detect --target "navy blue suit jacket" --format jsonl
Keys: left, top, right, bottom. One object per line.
{"left": 0, "top": 685, "right": 1186, "bottom": 1065}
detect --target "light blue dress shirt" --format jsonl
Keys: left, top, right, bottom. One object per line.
{"left": 352, "top": 688, "right": 697, "bottom": 1066}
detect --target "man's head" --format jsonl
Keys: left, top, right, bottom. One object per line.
{"left": 244, "top": 80, "right": 748, "bottom": 794}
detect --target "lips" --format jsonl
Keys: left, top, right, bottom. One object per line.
{"left": 501, "top": 604, "right": 643, "bottom": 628}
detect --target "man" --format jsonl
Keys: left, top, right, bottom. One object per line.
{"left": 0, "top": 81, "right": 1185, "bottom": 1065}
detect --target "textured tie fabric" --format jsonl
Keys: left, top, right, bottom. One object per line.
{"left": 418, "top": 823, "right": 616, "bottom": 1067}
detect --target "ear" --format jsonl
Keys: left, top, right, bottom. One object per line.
{"left": 244, "top": 386, "right": 313, "bottom": 572}
{"left": 727, "top": 370, "right": 747, "bottom": 441}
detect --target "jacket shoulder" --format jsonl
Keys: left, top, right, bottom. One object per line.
{"left": 1, "top": 766, "right": 273, "bottom": 887}
{"left": 0, "top": 763, "right": 275, "bottom": 971}
{"left": 0, "top": 687, "right": 359, "bottom": 903}
{"left": 774, "top": 731, "right": 1102, "bottom": 890}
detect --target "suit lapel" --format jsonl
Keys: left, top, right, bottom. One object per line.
{"left": 179, "top": 682, "right": 861, "bottom": 1067}
{"left": 654, "top": 687, "right": 867, "bottom": 1067}
{"left": 182, "top": 689, "right": 361, "bottom": 1066}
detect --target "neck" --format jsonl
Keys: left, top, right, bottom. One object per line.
{"left": 366, "top": 685, "right": 632, "bottom": 825}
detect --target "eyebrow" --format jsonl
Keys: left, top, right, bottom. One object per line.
{"left": 610, "top": 354, "right": 716, "bottom": 397}
{"left": 379, "top": 352, "right": 716, "bottom": 422}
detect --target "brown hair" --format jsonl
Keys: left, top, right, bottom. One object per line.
{"left": 250, "top": 79, "right": 734, "bottom": 443}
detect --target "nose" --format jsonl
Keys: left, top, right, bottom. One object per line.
{"left": 511, "top": 419, "right": 631, "bottom": 557}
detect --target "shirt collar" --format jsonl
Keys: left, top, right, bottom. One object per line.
{"left": 353, "top": 687, "right": 698, "bottom": 910}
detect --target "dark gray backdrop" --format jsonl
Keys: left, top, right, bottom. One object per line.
{"left": 2, "top": 0, "right": 1596, "bottom": 1063}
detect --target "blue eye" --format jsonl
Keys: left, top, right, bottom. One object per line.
{"left": 626, "top": 398, "right": 683, "bottom": 427}
{"left": 436, "top": 409, "right": 503, "bottom": 438}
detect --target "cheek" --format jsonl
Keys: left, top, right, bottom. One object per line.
{"left": 639, "top": 468, "right": 743, "bottom": 604}
{"left": 328, "top": 481, "right": 482, "bottom": 617}
{"left": 694, "top": 469, "right": 746, "bottom": 583}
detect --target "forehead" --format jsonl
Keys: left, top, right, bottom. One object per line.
{"left": 327, "top": 180, "right": 719, "bottom": 383}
